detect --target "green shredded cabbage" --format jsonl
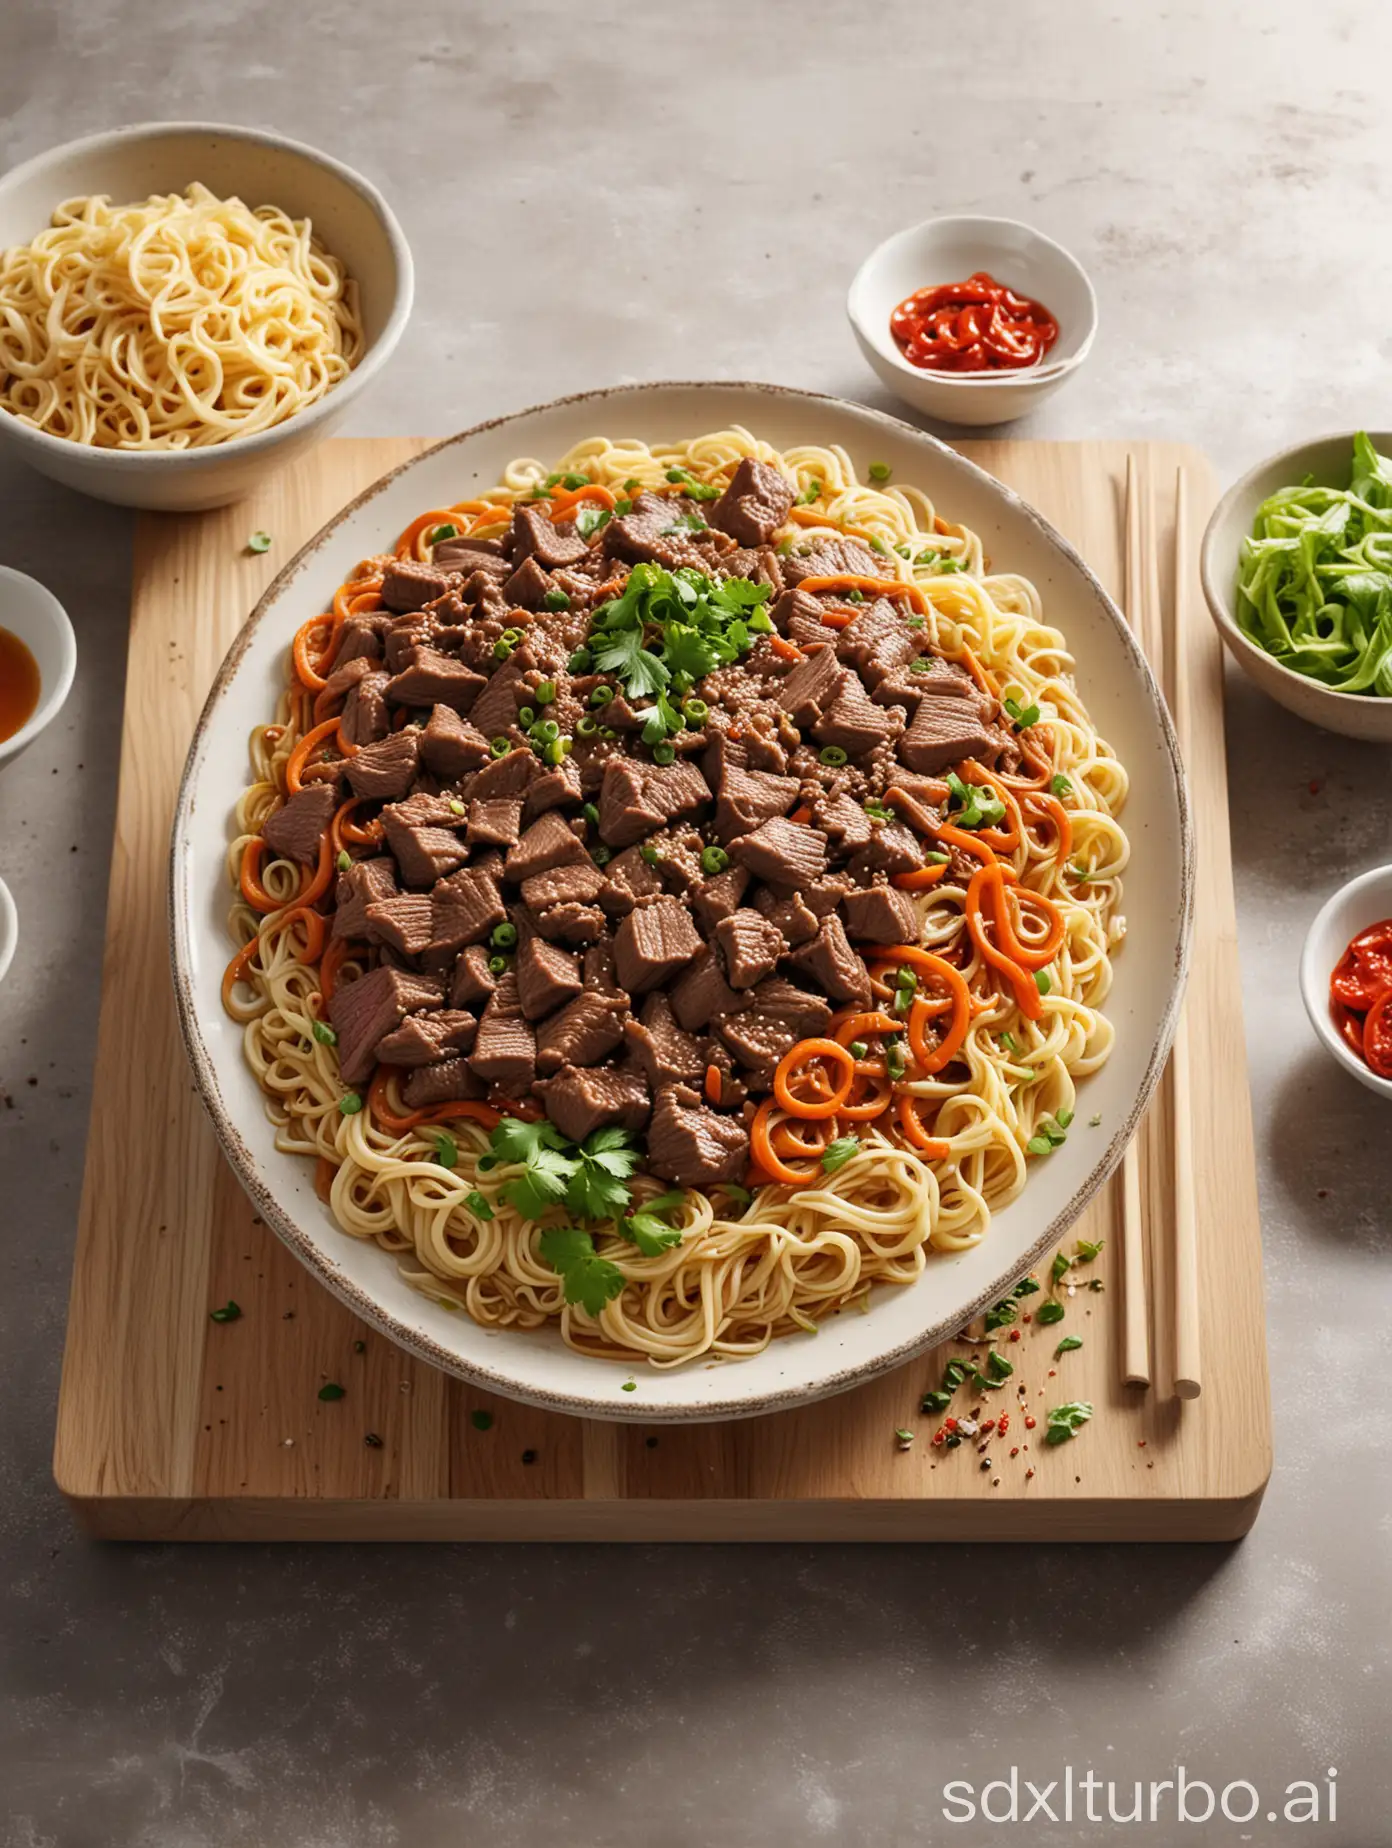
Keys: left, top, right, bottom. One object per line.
{"left": 1235, "top": 432, "right": 1392, "bottom": 697}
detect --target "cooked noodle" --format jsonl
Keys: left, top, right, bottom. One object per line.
{"left": 0, "top": 183, "right": 362, "bottom": 448}
{"left": 224, "top": 428, "right": 1128, "bottom": 1367}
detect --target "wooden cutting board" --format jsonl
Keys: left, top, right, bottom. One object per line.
{"left": 52, "top": 438, "right": 1271, "bottom": 1541}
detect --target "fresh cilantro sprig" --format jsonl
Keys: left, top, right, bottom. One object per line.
{"left": 623, "top": 1190, "right": 686, "bottom": 1256}
{"left": 944, "top": 770, "right": 1006, "bottom": 831}
{"left": 538, "top": 1226, "right": 626, "bottom": 1315}
{"left": 588, "top": 564, "right": 772, "bottom": 704}
{"left": 488, "top": 1118, "right": 642, "bottom": 1223}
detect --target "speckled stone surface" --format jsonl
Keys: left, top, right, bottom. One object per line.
{"left": 2, "top": 2, "right": 1391, "bottom": 1842}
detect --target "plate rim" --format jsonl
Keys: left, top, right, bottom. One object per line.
{"left": 169, "top": 379, "right": 1195, "bottom": 1422}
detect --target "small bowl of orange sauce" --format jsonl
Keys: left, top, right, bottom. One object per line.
{"left": 0, "top": 565, "right": 76, "bottom": 769}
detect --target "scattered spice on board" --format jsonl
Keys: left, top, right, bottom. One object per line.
{"left": 470, "top": 1409, "right": 494, "bottom": 1432}
{"left": 317, "top": 1382, "right": 346, "bottom": 1402}
{"left": 209, "top": 1300, "right": 241, "bottom": 1324}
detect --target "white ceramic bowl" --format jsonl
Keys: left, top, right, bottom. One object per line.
{"left": 0, "top": 565, "right": 76, "bottom": 768}
{"left": 1201, "top": 431, "right": 1392, "bottom": 744}
{"left": 847, "top": 215, "right": 1097, "bottom": 427}
{"left": 171, "top": 380, "right": 1192, "bottom": 1422}
{"left": 1300, "top": 864, "right": 1392, "bottom": 1100}
{"left": 0, "top": 875, "right": 16, "bottom": 987}
{"left": 0, "top": 122, "right": 413, "bottom": 512}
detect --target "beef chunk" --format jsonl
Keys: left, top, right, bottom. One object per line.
{"left": 600, "top": 843, "right": 665, "bottom": 915}
{"left": 752, "top": 883, "right": 819, "bottom": 947}
{"left": 364, "top": 892, "right": 434, "bottom": 957}
{"left": 623, "top": 991, "right": 705, "bottom": 1087}
{"left": 715, "top": 908, "right": 785, "bottom": 989}
{"left": 729, "top": 815, "right": 829, "bottom": 892}
{"left": 769, "top": 586, "right": 831, "bottom": 638}
{"left": 813, "top": 669, "right": 896, "bottom": 756}
{"left": 531, "top": 901, "right": 607, "bottom": 946}
{"left": 785, "top": 914, "right": 871, "bottom": 1006}
{"left": 403, "top": 1057, "right": 486, "bottom": 1108}
{"left": 501, "top": 555, "right": 556, "bottom": 609}
{"left": 387, "top": 647, "right": 487, "bottom": 713}
{"left": 848, "top": 821, "right": 924, "bottom": 882}
{"left": 716, "top": 976, "right": 833, "bottom": 1082}
{"left": 604, "top": 492, "right": 707, "bottom": 570}
{"left": 341, "top": 670, "right": 391, "bottom": 746}
{"left": 314, "top": 653, "right": 372, "bottom": 719}
{"left": 781, "top": 536, "right": 887, "bottom": 586}
{"left": 690, "top": 864, "right": 751, "bottom": 932}
{"left": 327, "top": 964, "right": 443, "bottom": 1084}
{"left": 881, "top": 772, "right": 944, "bottom": 833}
{"left": 516, "top": 935, "right": 583, "bottom": 1021}
{"left": 472, "top": 973, "right": 536, "bottom": 1090}
{"left": 470, "top": 746, "right": 541, "bottom": 801}
{"left": 613, "top": 898, "right": 704, "bottom": 995}
{"left": 345, "top": 729, "right": 420, "bottom": 802}
{"left": 842, "top": 884, "right": 920, "bottom": 945}
{"left": 536, "top": 990, "right": 629, "bottom": 1074}
{"left": 522, "top": 758, "right": 583, "bottom": 823}
{"left": 709, "top": 457, "right": 795, "bottom": 547}
{"left": 646, "top": 1084, "right": 749, "bottom": 1189}
{"left": 597, "top": 757, "right": 708, "bottom": 848}
{"left": 382, "top": 794, "right": 468, "bottom": 886}
{"left": 648, "top": 824, "right": 707, "bottom": 895}
{"left": 330, "top": 613, "right": 385, "bottom": 669}
{"left": 262, "top": 781, "right": 336, "bottom": 866}
{"left": 720, "top": 544, "right": 785, "bottom": 592}
{"left": 712, "top": 762, "right": 801, "bottom": 843}
{"left": 835, "top": 598, "right": 918, "bottom": 688}
{"left": 333, "top": 856, "right": 398, "bottom": 941}
{"left": 469, "top": 648, "right": 536, "bottom": 741}
{"left": 432, "top": 536, "right": 511, "bottom": 580}
{"left": 776, "top": 643, "right": 842, "bottom": 727}
{"left": 381, "top": 558, "right": 452, "bottom": 613}
{"left": 430, "top": 865, "right": 506, "bottom": 951}
{"left": 805, "top": 874, "right": 854, "bottom": 918}
{"left": 814, "top": 790, "right": 874, "bottom": 855}
{"left": 899, "top": 693, "right": 1005, "bottom": 775}
{"left": 521, "top": 860, "right": 608, "bottom": 912}
{"left": 536, "top": 1066, "right": 651, "bottom": 1142}
{"left": 668, "top": 948, "right": 751, "bottom": 1033}
{"left": 511, "top": 502, "right": 590, "bottom": 570}
{"left": 419, "top": 704, "right": 491, "bottom": 778}
{"left": 449, "top": 943, "right": 498, "bottom": 1007}
{"left": 467, "top": 796, "right": 524, "bottom": 848}
{"left": 375, "top": 1009, "right": 479, "bottom": 1066}
{"left": 505, "top": 811, "right": 586, "bottom": 884}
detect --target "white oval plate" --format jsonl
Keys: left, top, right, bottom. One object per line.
{"left": 171, "top": 381, "right": 1193, "bottom": 1422}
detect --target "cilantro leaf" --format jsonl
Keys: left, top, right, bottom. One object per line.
{"left": 821, "top": 1135, "right": 859, "bottom": 1173}
{"left": 944, "top": 770, "right": 1007, "bottom": 831}
{"left": 1036, "top": 1298, "right": 1066, "bottom": 1325}
{"left": 625, "top": 1212, "right": 685, "bottom": 1256}
{"left": 1044, "top": 1400, "right": 1093, "bottom": 1444}
{"left": 1003, "top": 692, "right": 1042, "bottom": 730}
{"left": 1054, "top": 1335, "right": 1083, "bottom": 1358}
{"left": 538, "top": 1226, "right": 626, "bottom": 1316}
{"left": 575, "top": 504, "right": 612, "bottom": 540}
{"left": 591, "top": 623, "right": 671, "bottom": 700}
{"left": 503, "top": 1147, "right": 576, "bottom": 1221}
{"left": 564, "top": 1126, "right": 643, "bottom": 1221}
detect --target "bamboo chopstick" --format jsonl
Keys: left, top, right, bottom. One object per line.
{"left": 1119, "top": 456, "right": 1152, "bottom": 1389}
{"left": 1170, "top": 468, "right": 1202, "bottom": 1399}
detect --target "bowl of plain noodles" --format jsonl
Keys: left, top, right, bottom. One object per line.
{"left": 0, "top": 122, "right": 412, "bottom": 512}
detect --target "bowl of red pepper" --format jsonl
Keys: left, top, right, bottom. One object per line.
{"left": 847, "top": 215, "right": 1097, "bottom": 427}
{"left": 1300, "top": 864, "right": 1392, "bottom": 1099}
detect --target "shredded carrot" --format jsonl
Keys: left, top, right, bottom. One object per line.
{"left": 770, "top": 1117, "right": 829, "bottom": 1160}
{"left": 836, "top": 1072, "right": 895, "bottom": 1122}
{"left": 750, "top": 1098, "right": 820, "bottom": 1185}
{"left": 880, "top": 948, "right": 972, "bottom": 1074}
{"left": 283, "top": 905, "right": 327, "bottom": 966}
{"left": 704, "top": 1063, "right": 722, "bottom": 1106}
{"left": 550, "top": 482, "right": 618, "bottom": 520}
{"left": 295, "top": 830, "right": 337, "bottom": 910}
{"left": 239, "top": 838, "right": 282, "bottom": 914}
{"left": 892, "top": 862, "right": 948, "bottom": 892}
{"left": 795, "top": 573, "right": 932, "bottom": 617}
{"left": 787, "top": 804, "right": 813, "bottom": 827}
{"left": 957, "top": 642, "right": 996, "bottom": 699}
{"left": 935, "top": 821, "right": 999, "bottom": 867}
{"left": 319, "top": 936, "right": 352, "bottom": 1003}
{"left": 395, "top": 509, "right": 467, "bottom": 560}
{"left": 773, "top": 1039, "right": 856, "bottom": 1119}
{"left": 367, "top": 1067, "right": 507, "bottom": 1136}
{"left": 818, "top": 609, "right": 856, "bottom": 630}
{"left": 221, "top": 936, "right": 261, "bottom": 1010}
{"left": 768, "top": 634, "right": 804, "bottom": 663}
{"left": 285, "top": 716, "right": 354, "bottom": 795}
{"left": 896, "top": 1092, "right": 949, "bottom": 1158}
{"left": 1026, "top": 791, "right": 1073, "bottom": 863}
{"left": 964, "top": 865, "right": 1044, "bottom": 1020}
{"left": 292, "top": 613, "right": 334, "bottom": 692}
{"left": 833, "top": 1010, "right": 902, "bottom": 1050}
{"left": 985, "top": 868, "right": 1065, "bottom": 971}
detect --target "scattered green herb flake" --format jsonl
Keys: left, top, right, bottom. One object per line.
{"left": 1050, "top": 772, "right": 1072, "bottom": 797}
{"left": 723, "top": 1183, "right": 754, "bottom": 1206}
{"left": 428, "top": 522, "right": 459, "bottom": 544}
{"left": 465, "top": 1189, "right": 493, "bottom": 1220}
{"left": 1055, "top": 1335, "right": 1084, "bottom": 1358}
{"left": 1013, "top": 1275, "right": 1041, "bottom": 1298}
{"left": 999, "top": 1031, "right": 1017, "bottom": 1054}
{"left": 574, "top": 505, "right": 612, "bottom": 541}
{"left": 429, "top": 1130, "right": 459, "bottom": 1170}
{"left": 621, "top": 1380, "right": 638, "bottom": 1392}
{"left": 894, "top": 1427, "right": 915, "bottom": 1448}
{"left": 944, "top": 769, "right": 1007, "bottom": 831}
{"left": 353, "top": 1339, "right": 366, "bottom": 1354}
{"left": 1088, "top": 1113, "right": 1102, "bottom": 1128}
{"left": 339, "top": 1091, "right": 363, "bottom": 1117}
{"left": 1044, "top": 1400, "right": 1093, "bottom": 1444}
{"left": 209, "top": 1300, "right": 241, "bottom": 1324}
{"left": 986, "top": 1349, "right": 1014, "bottom": 1382}
{"left": 318, "top": 1382, "right": 346, "bottom": 1401}
{"left": 247, "top": 531, "right": 271, "bottom": 554}
{"left": 1028, "top": 1115, "right": 1070, "bottom": 1157}
{"left": 624, "top": 1191, "right": 685, "bottom": 1256}
{"left": 541, "top": 589, "right": 572, "bottom": 611}
{"left": 1073, "top": 1236, "right": 1104, "bottom": 1262}
{"left": 312, "top": 1020, "right": 337, "bottom": 1046}
{"left": 1050, "top": 1250, "right": 1072, "bottom": 1285}
{"left": 538, "top": 1225, "right": 626, "bottom": 1316}
{"left": 984, "top": 1299, "right": 1018, "bottom": 1332}
{"left": 821, "top": 1135, "right": 859, "bottom": 1174}
{"left": 867, "top": 461, "right": 892, "bottom": 482}
{"left": 798, "top": 479, "right": 822, "bottom": 505}
{"left": 1035, "top": 970, "right": 1053, "bottom": 996}
{"left": 941, "top": 1359, "right": 968, "bottom": 1390}
{"left": 471, "top": 1409, "right": 494, "bottom": 1431}
{"left": 868, "top": 536, "right": 889, "bottom": 555}
{"left": 1036, "top": 1299, "right": 1066, "bottom": 1326}
{"left": 921, "top": 1388, "right": 954, "bottom": 1414}
{"left": 364, "top": 1431, "right": 384, "bottom": 1448}
{"left": 1003, "top": 693, "right": 1042, "bottom": 730}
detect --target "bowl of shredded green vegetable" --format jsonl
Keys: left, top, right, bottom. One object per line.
{"left": 1202, "top": 430, "right": 1392, "bottom": 741}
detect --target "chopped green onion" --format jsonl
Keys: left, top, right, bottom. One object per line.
{"left": 819, "top": 745, "right": 848, "bottom": 766}
{"left": 336, "top": 849, "right": 352, "bottom": 872}
{"left": 247, "top": 531, "right": 271, "bottom": 553}
{"left": 339, "top": 1092, "right": 363, "bottom": 1116}
{"left": 501, "top": 627, "right": 522, "bottom": 645}
{"left": 542, "top": 590, "right": 570, "bottom": 611}
{"left": 582, "top": 802, "right": 600, "bottom": 825}
{"left": 534, "top": 681, "right": 557, "bottom": 705}
{"left": 885, "top": 1039, "right": 906, "bottom": 1081}
{"left": 448, "top": 798, "right": 466, "bottom": 815}
{"left": 568, "top": 648, "right": 592, "bottom": 673}
{"left": 590, "top": 684, "right": 614, "bottom": 707}
{"left": 868, "top": 536, "right": 888, "bottom": 556}
{"left": 868, "top": 461, "right": 892, "bottom": 482}
{"left": 428, "top": 522, "right": 459, "bottom": 544}
{"left": 491, "top": 922, "right": 519, "bottom": 950}
{"left": 1035, "top": 970, "right": 1052, "bottom": 996}
{"left": 651, "top": 741, "right": 676, "bottom": 765}
{"left": 848, "top": 1039, "right": 868, "bottom": 1059}
{"left": 798, "top": 480, "right": 822, "bottom": 505}
{"left": 1050, "top": 772, "right": 1072, "bottom": 797}
{"left": 591, "top": 844, "right": 612, "bottom": 865}
{"left": 487, "top": 954, "right": 508, "bottom": 974}
{"left": 844, "top": 587, "right": 866, "bottom": 603}
{"left": 490, "top": 736, "right": 511, "bottom": 758}
{"left": 537, "top": 718, "right": 560, "bottom": 742}
{"left": 700, "top": 845, "right": 730, "bottom": 876}
{"left": 492, "top": 638, "right": 515, "bottom": 662}
{"left": 683, "top": 697, "right": 709, "bottom": 723}
{"left": 896, "top": 966, "right": 918, "bottom": 992}
{"left": 209, "top": 1300, "right": 241, "bottom": 1323}
{"left": 544, "top": 740, "right": 567, "bottom": 765}
{"left": 640, "top": 843, "right": 665, "bottom": 866}
{"left": 318, "top": 1382, "right": 346, "bottom": 1402}
{"left": 576, "top": 714, "right": 599, "bottom": 738}
{"left": 517, "top": 706, "right": 536, "bottom": 729}
{"left": 312, "top": 1020, "right": 337, "bottom": 1046}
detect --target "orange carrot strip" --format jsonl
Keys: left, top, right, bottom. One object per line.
{"left": 221, "top": 936, "right": 261, "bottom": 1010}
{"left": 319, "top": 936, "right": 352, "bottom": 1003}
{"left": 286, "top": 716, "right": 355, "bottom": 795}
{"left": 750, "top": 1098, "right": 820, "bottom": 1186}
{"left": 893, "top": 862, "right": 948, "bottom": 892}
{"left": 283, "top": 905, "right": 328, "bottom": 966}
{"left": 964, "top": 865, "right": 1043, "bottom": 1020}
{"left": 1026, "top": 791, "right": 1073, "bottom": 863}
{"left": 292, "top": 614, "right": 334, "bottom": 692}
{"left": 704, "top": 1063, "right": 722, "bottom": 1106}
{"left": 896, "top": 1093, "right": 950, "bottom": 1158}
{"left": 773, "top": 1039, "right": 856, "bottom": 1120}
{"left": 768, "top": 634, "right": 804, "bottom": 663}
{"left": 294, "top": 830, "right": 337, "bottom": 910}
{"left": 239, "top": 838, "right": 281, "bottom": 914}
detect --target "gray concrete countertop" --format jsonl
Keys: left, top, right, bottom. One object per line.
{"left": 3, "top": 2, "right": 1390, "bottom": 1842}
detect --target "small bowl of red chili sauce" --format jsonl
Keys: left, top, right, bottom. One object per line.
{"left": 0, "top": 565, "right": 76, "bottom": 771}
{"left": 847, "top": 215, "right": 1097, "bottom": 426}
{"left": 1301, "top": 864, "right": 1392, "bottom": 1100}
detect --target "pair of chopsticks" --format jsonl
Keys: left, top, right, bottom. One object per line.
{"left": 1120, "top": 458, "right": 1202, "bottom": 1400}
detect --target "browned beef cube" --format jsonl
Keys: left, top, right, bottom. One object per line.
{"left": 646, "top": 1084, "right": 749, "bottom": 1189}
{"left": 729, "top": 815, "right": 828, "bottom": 892}
{"left": 622, "top": 991, "right": 705, "bottom": 1088}
{"left": 805, "top": 874, "right": 854, "bottom": 918}
{"left": 531, "top": 901, "right": 607, "bottom": 946}
{"left": 690, "top": 865, "right": 751, "bottom": 933}
{"left": 768, "top": 586, "right": 831, "bottom": 638}
{"left": 603, "top": 493, "right": 707, "bottom": 571}
{"left": 814, "top": 790, "right": 874, "bottom": 855}
{"left": 720, "top": 544, "right": 785, "bottom": 592}
{"left": 387, "top": 647, "right": 487, "bottom": 713}
{"left": 433, "top": 536, "right": 511, "bottom": 579}
{"left": 262, "top": 781, "right": 336, "bottom": 867}
{"left": 375, "top": 1009, "right": 479, "bottom": 1066}
{"left": 449, "top": 943, "right": 498, "bottom": 1007}
{"left": 403, "top": 1057, "right": 487, "bottom": 1107}
{"left": 504, "top": 811, "right": 586, "bottom": 884}
{"left": 835, "top": 598, "right": 919, "bottom": 688}
{"left": 419, "top": 704, "right": 491, "bottom": 778}
{"left": 613, "top": 898, "right": 703, "bottom": 996}
{"left": 333, "top": 856, "right": 398, "bottom": 941}
{"left": 713, "top": 763, "right": 800, "bottom": 843}
{"left": 329, "top": 614, "right": 385, "bottom": 669}
{"left": 501, "top": 555, "right": 555, "bottom": 609}
{"left": 521, "top": 860, "right": 608, "bottom": 912}
{"left": 709, "top": 457, "right": 795, "bottom": 547}
{"left": 848, "top": 822, "right": 923, "bottom": 882}
{"left": 649, "top": 824, "right": 707, "bottom": 896}
{"left": 516, "top": 935, "right": 583, "bottom": 1022}
{"left": 341, "top": 670, "right": 391, "bottom": 746}
{"left": 467, "top": 796, "right": 524, "bottom": 848}
{"left": 383, "top": 616, "right": 431, "bottom": 675}
{"left": 716, "top": 976, "right": 833, "bottom": 1084}
{"left": 470, "top": 746, "right": 540, "bottom": 801}
{"left": 345, "top": 729, "right": 420, "bottom": 802}
{"left": 752, "top": 883, "right": 819, "bottom": 947}
{"left": 881, "top": 772, "right": 943, "bottom": 833}
{"left": 511, "top": 503, "right": 590, "bottom": 570}
{"left": 812, "top": 670, "right": 895, "bottom": 756}
{"left": 715, "top": 909, "right": 785, "bottom": 989}
{"left": 599, "top": 843, "right": 665, "bottom": 915}
{"left": 785, "top": 914, "right": 871, "bottom": 1007}
{"left": 899, "top": 693, "right": 1004, "bottom": 776}
{"left": 668, "top": 949, "right": 751, "bottom": 1033}
{"left": 536, "top": 1066, "right": 651, "bottom": 1143}
{"left": 780, "top": 536, "right": 887, "bottom": 586}
{"left": 382, "top": 794, "right": 468, "bottom": 886}
{"left": 314, "top": 653, "right": 372, "bottom": 719}
{"left": 521, "top": 758, "right": 582, "bottom": 823}
{"left": 472, "top": 973, "right": 536, "bottom": 1090}
{"left": 842, "top": 884, "right": 920, "bottom": 945}
{"left": 597, "top": 757, "right": 708, "bottom": 849}
{"left": 776, "top": 644, "right": 841, "bottom": 727}
{"left": 536, "top": 990, "right": 628, "bottom": 1074}
{"left": 327, "top": 964, "right": 443, "bottom": 1084}
{"left": 431, "top": 866, "right": 506, "bottom": 952}
{"left": 469, "top": 648, "right": 536, "bottom": 741}
{"left": 364, "top": 892, "right": 434, "bottom": 957}
{"left": 381, "top": 558, "right": 453, "bottom": 613}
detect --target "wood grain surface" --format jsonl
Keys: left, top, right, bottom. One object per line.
{"left": 51, "top": 438, "right": 1272, "bottom": 1541}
